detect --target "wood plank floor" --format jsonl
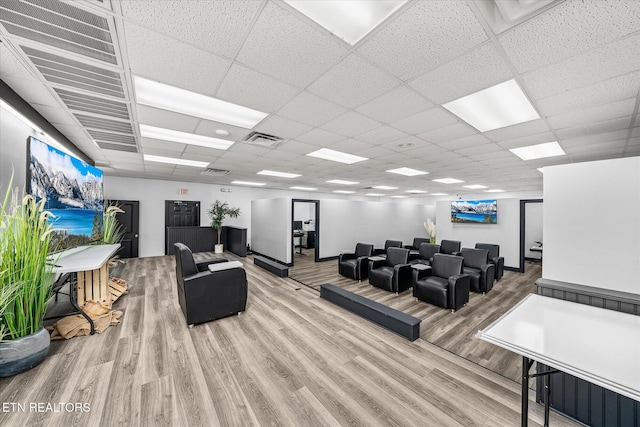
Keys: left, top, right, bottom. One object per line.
{"left": 290, "top": 250, "right": 541, "bottom": 383}
{"left": 0, "top": 252, "right": 578, "bottom": 427}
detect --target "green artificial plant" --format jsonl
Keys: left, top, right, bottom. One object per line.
{"left": 207, "top": 200, "right": 241, "bottom": 246}
{"left": 102, "top": 203, "right": 125, "bottom": 244}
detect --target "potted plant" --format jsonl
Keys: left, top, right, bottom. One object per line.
{"left": 207, "top": 200, "right": 240, "bottom": 253}
{"left": 0, "top": 179, "right": 57, "bottom": 377}
{"left": 424, "top": 218, "right": 437, "bottom": 244}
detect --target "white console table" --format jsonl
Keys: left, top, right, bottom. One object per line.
{"left": 477, "top": 293, "right": 640, "bottom": 426}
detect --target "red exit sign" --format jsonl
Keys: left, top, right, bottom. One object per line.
{"left": 178, "top": 188, "right": 189, "bottom": 195}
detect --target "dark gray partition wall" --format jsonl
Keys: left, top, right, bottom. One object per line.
{"left": 166, "top": 226, "right": 247, "bottom": 257}
{"left": 536, "top": 279, "right": 640, "bottom": 427}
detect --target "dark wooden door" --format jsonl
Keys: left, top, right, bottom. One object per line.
{"left": 165, "top": 200, "right": 200, "bottom": 227}
{"left": 107, "top": 200, "right": 139, "bottom": 258}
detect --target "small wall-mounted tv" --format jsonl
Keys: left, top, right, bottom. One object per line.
{"left": 451, "top": 199, "right": 497, "bottom": 224}
{"left": 27, "top": 136, "right": 103, "bottom": 248}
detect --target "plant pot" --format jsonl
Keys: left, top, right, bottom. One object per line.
{"left": 0, "top": 327, "right": 50, "bottom": 377}
{"left": 214, "top": 244, "right": 224, "bottom": 254}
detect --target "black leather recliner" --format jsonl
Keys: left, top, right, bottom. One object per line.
{"left": 372, "top": 239, "right": 402, "bottom": 257}
{"left": 338, "top": 243, "right": 374, "bottom": 281}
{"left": 440, "top": 239, "right": 461, "bottom": 255}
{"left": 174, "top": 243, "right": 248, "bottom": 326}
{"left": 405, "top": 237, "right": 431, "bottom": 259}
{"left": 410, "top": 243, "right": 440, "bottom": 266}
{"left": 475, "top": 243, "right": 505, "bottom": 281}
{"left": 413, "top": 253, "right": 470, "bottom": 312}
{"left": 368, "top": 247, "right": 412, "bottom": 294}
{"left": 461, "top": 247, "right": 495, "bottom": 294}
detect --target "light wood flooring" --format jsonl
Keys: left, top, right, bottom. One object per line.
{"left": 0, "top": 252, "right": 578, "bottom": 427}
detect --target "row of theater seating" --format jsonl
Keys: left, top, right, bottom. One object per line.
{"left": 338, "top": 239, "right": 505, "bottom": 312}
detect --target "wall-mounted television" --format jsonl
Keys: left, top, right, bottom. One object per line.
{"left": 27, "top": 136, "right": 103, "bottom": 248}
{"left": 451, "top": 199, "right": 497, "bottom": 224}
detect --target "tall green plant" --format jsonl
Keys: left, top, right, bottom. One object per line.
{"left": 207, "top": 200, "right": 241, "bottom": 245}
{"left": 102, "top": 203, "right": 125, "bottom": 244}
{"left": 0, "top": 179, "right": 57, "bottom": 340}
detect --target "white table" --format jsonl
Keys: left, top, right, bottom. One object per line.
{"left": 476, "top": 294, "right": 640, "bottom": 426}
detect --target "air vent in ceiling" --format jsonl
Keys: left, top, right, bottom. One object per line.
{"left": 87, "top": 129, "right": 136, "bottom": 146}
{"left": 96, "top": 142, "right": 137, "bottom": 153}
{"left": 0, "top": 0, "right": 117, "bottom": 64}
{"left": 74, "top": 114, "right": 133, "bottom": 134}
{"left": 472, "top": 0, "right": 563, "bottom": 34}
{"left": 201, "top": 168, "right": 230, "bottom": 176}
{"left": 243, "top": 131, "right": 286, "bottom": 148}
{"left": 54, "top": 87, "right": 130, "bottom": 119}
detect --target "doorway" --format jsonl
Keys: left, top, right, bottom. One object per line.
{"left": 164, "top": 200, "right": 200, "bottom": 254}
{"left": 107, "top": 200, "right": 139, "bottom": 258}
{"left": 519, "top": 199, "right": 543, "bottom": 272}
{"left": 291, "top": 199, "right": 319, "bottom": 264}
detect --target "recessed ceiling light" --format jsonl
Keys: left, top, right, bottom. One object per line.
{"left": 391, "top": 195, "right": 407, "bottom": 199}
{"left": 386, "top": 167, "right": 428, "bottom": 176}
{"left": 365, "top": 193, "right": 385, "bottom": 197}
{"left": 431, "top": 193, "right": 449, "bottom": 196}
{"left": 485, "top": 189, "right": 505, "bottom": 193}
{"left": 134, "top": 76, "right": 268, "bottom": 129}
{"left": 144, "top": 154, "right": 209, "bottom": 168}
{"left": 291, "top": 186, "right": 317, "bottom": 191}
{"left": 284, "top": 0, "right": 407, "bottom": 46}
{"left": 140, "top": 124, "right": 234, "bottom": 150}
{"left": 406, "top": 190, "right": 428, "bottom": 194}
{"left": 326, "top": 179, "right": 359, "bottom": 185}
{"left": 509, "top": 141, "right": 565, "bottom": 160}
{"left": 307, "top": 148, "right": 368, "bottom": 164}
{"left": 463, "top": 184, "right": 488, "bottom": 189}
{"left": 433, "top": 178, "right": 464, "bottom": 184}
{"left": 231, "top": 180, "right": 266, "bottom": 186}
{"left": 333, "top": 190, "right": 355, "bottom": 194}
{"left": 442, "top": 79, "right": 540, "bottom": 132}
{"left": 257, "top": 170, "right": 301, "bottom": 178}
{"left": 215, "top": 129, "right": 230, "bottom": 136}
{"left": 372, "top": 185, "right": 398, "bottom": 190}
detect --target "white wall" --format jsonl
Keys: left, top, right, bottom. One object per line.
{"left": 251, "top": 198, "right": 292, "bottom": 264}
{"left": 543, "top": 157, "right": 640, "bottom": 295}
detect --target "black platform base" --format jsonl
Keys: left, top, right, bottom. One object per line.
{"left": 254, "top": 255, "right": 288, "bottom": 278}
{"left": 320, "top": 283, "right": 421, "bottom": 341}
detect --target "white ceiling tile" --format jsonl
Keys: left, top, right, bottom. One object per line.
{"left": 262, "top": 150, "right": 303, "bottom": 162}
{"left": 358, "top": 1, "right": 487, "bottom": 80}
{"left": 352, "top": 146, "right": 397, "bottom": 159}
{"left": 402, "top": 143, "right": 448, "bottom": 158}
{"left": 632, "top": 127, "right": 640, "bottom": 138}
{"left": 254, "top": 115, "right": 312, "bottom": 140}
{"left": 194, "top": 120, "right": 249, "bottom": 142}
{"left": 321, "top": 111, "right": 381, "bottom": 137}
{"left": 484, "top": 119, "right": 551, "bottom": 142}
{"left": 437, "top": 134, "right": 492, "bottom": 151}
{"left": 547, "top": 99, "right": 636, "bottom": 130}
{"left": 182, "top": 144, "right": 226, "bottom": 158}
{"left": 495, "top": 132, "right": 557, "bottom": 150}
{"left": 276, "top": 92, "right": 346, "bottom": 127}
{"left": 418, "top": 122, "right": 478, "bottom": 144}
{"left": 536, "top": 71, "right": 640, "bottom": 117}
{"left": 124, "top": 22, "right": 229, "bottom": 96}
{"left": 563, "top": 139, "right": 628, "bottom": 153}
{"left": 356, "top": 125, "right": 408, "bottom": 145}
{"left": 120, "top": 0, "right": 261, "bottom": 58}
{"left": 555, "top": 117, "right": 632, "bottom": 140}
{"left": 2, "top": 75, "right": 59, "bottom": 106}
{"left": 356, "top": 86, "right": 433, "bottom": 124}
{"left": 236, "top": 2, "right": 348, "bottom": 87}
{"left": 140, "top": 136, "right": 184, "bottom": 152}
{"left": 0, "top": 44, "right": 38, "bottom": 80}
{"left": 307, "top": 54, "right": 399, "bottom": 108}
{"left": 296, "top": 128, "right": 345, "bottom": 146}
{"left": 391, "top": 107, "right": 458, "bottom": 135}
{"left": 135, "top": 105, "right": 201, "bottom": 133}
{"left": 559, "top": 130, "right": 632, "bottom": 147}
{"left": 215, "top": 63, "right": 299, "bottom": 113}
{"left": 409, "top": 42, "right": 513, "bottom": 104}
{"left": 278, "top": 140, "right": 325, "bottom": 155}
{"left": 455, "top": 143, "right": 502, "bottom": 157}
{"left": 378, "top": 136, "right": 433, "bottom": 153}
{"left": 328, "top": 139, "right": 375, "bottom": 153}
{"left": 498, "top": 0, "right": 640, "bottom": 73}
{"left": 30, "top": 104, "right": 77, "bottom": 126}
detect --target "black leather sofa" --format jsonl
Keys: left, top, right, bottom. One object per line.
{"left": 412, "top": 253, "right": 470, "bottom": 312}
{"left": 338, "top": 243, "right": 374, "bottom": 281}
{"left": 368, "top": 247, "right": 412, "bottom": 295}
{"left": 174, "top": 242, "right": 248, "bottom": 326}
{"left": 460, "top": 247, "right": 495, "bottom": 294}
{"left": 475, "top": 243, "right": 505, "bottom": 280}
{"left": 410, "top": 243, "right": 440, "bottom": 266}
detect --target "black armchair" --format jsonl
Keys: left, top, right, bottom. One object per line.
{"left": 413, "top": 253, "right": 470, "bottom": 312}
{"left": 338, "top": 243, "right": 374, "bottom": 281}
{"left": 405, "top": 237, "right": 431, "bottom": 259}
{"left": 410, "top": 243, "right": 440, "bottom": 266}
{"left": 440, "top": 239, "right": 461, "bottom": 255}
{"left": 368, "top": 247, "right": 412, "bottom": 295}
{"left": 372, "top": 239, "right": 402, "bottom": 257}
{"left": 475, "top": 243, "right": 505, "bottom": 281}
{"left": 174, "top": 243, "right": 247, "bottom": 326}
{"left": 460, "top": 248, "right": 495, "bottom": 294}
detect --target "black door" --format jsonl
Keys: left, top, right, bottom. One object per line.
{"left": 165, "top": 200, "right": 200, "bottom": 227}
{"left": 107, "top": 200, "right": 139, "bottom": 258}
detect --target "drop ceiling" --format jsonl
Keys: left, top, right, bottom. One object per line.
{"left": 1, "top": 0, "right": 638, "bottom": 196}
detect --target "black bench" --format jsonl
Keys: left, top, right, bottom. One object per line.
{"left": 254, "top": 255, "right": 288, "bottom": 278}
{"left": 320, "top": 283, "right": 421, "bottom": 341}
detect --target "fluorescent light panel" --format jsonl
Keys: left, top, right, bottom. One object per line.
{"left": 386, "top": 167, "right": 428, "bottom": 176}
{"left": 140, "top": 124, "right": 234, "bottom": 150}
{"left": 257, "top": 170, "right": 301, "bottom": 178}
{"left": 391, "top": 195, "right": 407, "bottom": 199}
{"left": 365, "top": 193, "right": 385, "bottom": 197}
{"left": 372, "top": 185, "right": 398, "bottom": 190}
{"left": 431, "top": 193, "right": 449, "bottom": 196}
{"left": 509, "top": 141, "right": 565, "bottom": 160}
{"left": 463, "top": 184, "right": 488, "bottom": 189}
{"left": 433, "top": 178, "right": 464, "bottom": 184}
{"left": 231, "top": 180, "right": 266, "bottom": 186}
{"left": 291, "top": 186, "right": 317, "bottom": 191}
{"left": 406, "top": 190, "right": 427, "bottom": 194}
{"left": 284, "top": 0, "right": 407, "bottom": 46}
{"left": 326, "top": 179, "right": 359, "bottom": 185}
{"left": 333, "top": 190, "right": 355, "bottom": 194}
{"left": 144, "top": 154, "right": 208, "bottom": 168}
{"left": 485, "top": 189, "right": 505, "bottom": 193}
{"left": 134, "top": 76, "right": 268, "bottom": 129}
{"left": 442, "top": 79, "right": 540, "bottom": 132}
{"left": 307, "top": 148, "right": 367, "bottom": 164}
